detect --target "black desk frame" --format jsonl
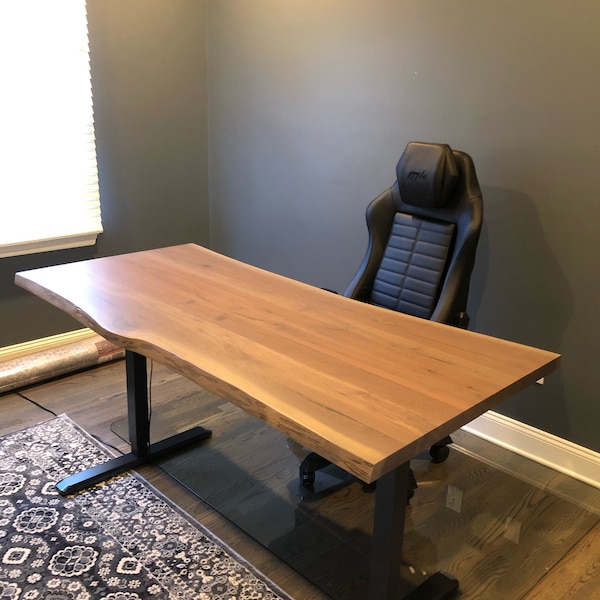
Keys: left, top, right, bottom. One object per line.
{"left": 55, "top": 350, "right": 212, "bottom": 495}
{"left": 56, "top": 350, "right": 457, "bottom": 600}
{"left": 371, "top": 464, "right": 458, "bottom": 599}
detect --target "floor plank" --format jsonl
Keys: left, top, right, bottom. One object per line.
{"left": 520, "top": 522, "right": 600, "bottom": 600}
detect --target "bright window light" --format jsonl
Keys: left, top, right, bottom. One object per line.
{"left": 0, "top": 0, "right": 102, "bottom": 258}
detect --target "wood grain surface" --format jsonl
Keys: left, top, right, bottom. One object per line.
{"left": 2, "top": 362, "right": 598, "bottom": 600}
{"left": 15, "top": 243, "right": 560, "bottom": 483}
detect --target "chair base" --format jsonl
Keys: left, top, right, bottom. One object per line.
{"left": 299, "top": 452, "right": 419, "bottom": 502}
{"left": 299, "top": 436, "right": 453, "bottom": 500}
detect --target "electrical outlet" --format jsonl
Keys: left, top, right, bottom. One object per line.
{"left": 446, "top": 485, "right": 463, "bottom": 513}
{"left": 504, "top": 517, "right": 522, "bottom": 543}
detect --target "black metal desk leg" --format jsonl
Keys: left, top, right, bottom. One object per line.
{"left": 369, "top": 462, "right": 410, "bottom": 600}
{"left": 369, "top": 462, "right": 459, "bottom": 600}
{"left": 126, "top": 350, "right": 150, "bottom": 457}
{"left": 55, "top": 350, "right": 212, "bottom": 495}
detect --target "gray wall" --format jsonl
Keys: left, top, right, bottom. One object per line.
{"left": 2, "top": 1, "right": 598, "bottom": 453}
{"left": 207, "top": 1, "right": 600, "bottom": 451}
{"left": 0, "top": 0, "right": 209, "bottom": 346}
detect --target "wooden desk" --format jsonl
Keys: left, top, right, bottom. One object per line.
{"left": 16, "top": 244, "right": 560, "bottom": 599}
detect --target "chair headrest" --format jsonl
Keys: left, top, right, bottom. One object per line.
{"left": 396, "top": 142, "right": 459, "bottom": 208}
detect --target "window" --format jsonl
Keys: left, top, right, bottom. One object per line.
{"left": 0, "top": 0, "right": 102, "bottom": 259}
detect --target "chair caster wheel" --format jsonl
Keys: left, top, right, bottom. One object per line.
{"left": 300, "top": 471, "right": 315, "bottom": 487}
{"left": 362, "top": 481, "right": 376, "bottom": 493}
{"left": 299, "top": 452, "right": 331, "bottom": 487}
{"left": 430, "top": 444, "right": 450, "bottom": 464}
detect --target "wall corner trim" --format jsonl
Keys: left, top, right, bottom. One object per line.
{"left": 463, "top": 411, "right": 600, "bottom": 490}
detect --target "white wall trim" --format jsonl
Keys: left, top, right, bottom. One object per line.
{"left": 0, "top": 329, "right": 97, "bottom": 362}
{"left": 463, "top": 411, "right": 600, "bottom": 490}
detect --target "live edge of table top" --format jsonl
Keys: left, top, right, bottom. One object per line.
{"left": 15, "top": 243, "right": 560, "bottom": 484}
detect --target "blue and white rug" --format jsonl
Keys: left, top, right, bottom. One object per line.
{"left": 0, "top": 415, "right": 293, "bottom": 600}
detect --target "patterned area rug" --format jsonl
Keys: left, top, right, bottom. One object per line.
{"left": 0, "top": 415, "right": 293, "bottom": 600}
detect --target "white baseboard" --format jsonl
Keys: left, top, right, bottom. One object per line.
{"left": 463, "top": 411, "right": 600, "bottom": 490}
{"left": 0, "top": 329, "right": 97, "bottom": 362}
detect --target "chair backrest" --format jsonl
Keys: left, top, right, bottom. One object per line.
{"left": 344, "top": 141, "right": 483, "bottom": 327}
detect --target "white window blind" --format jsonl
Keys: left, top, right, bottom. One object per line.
{"left": 0, "top": 0, "right": 102, "bottom": 259}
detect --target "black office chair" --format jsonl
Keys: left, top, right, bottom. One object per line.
{"left": 300, "top": 141, "right": 484, "bottom": 497}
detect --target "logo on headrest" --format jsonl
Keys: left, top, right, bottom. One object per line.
{"left": 407, "top": 170, "right": 428, "bottom": 181}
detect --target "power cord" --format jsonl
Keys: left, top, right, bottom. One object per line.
{"left": 15, "top": 389, "right": 125, "bottom": 456}
{"left": 14, "top": 356, "right": 156, "bottom": 456}
{"left": 148, "top": 359, "right": 154, "bottom": 432}
{"left": 15, "top": 390, "right": 57, "bottom": 417}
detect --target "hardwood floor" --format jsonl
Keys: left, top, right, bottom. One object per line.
{"left": 1, "top": 359, "right": 598, "bottom": 599}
